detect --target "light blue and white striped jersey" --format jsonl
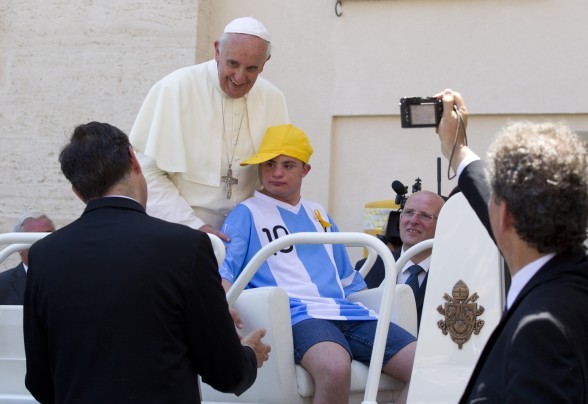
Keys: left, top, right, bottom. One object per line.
{"left": 220, "top": 191, "right": 377, "bottom": 325}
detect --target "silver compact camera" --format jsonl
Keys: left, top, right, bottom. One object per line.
{"left": 399, "top": 97, "right": 443, "bottom": 128}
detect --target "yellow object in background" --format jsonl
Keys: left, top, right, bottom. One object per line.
{"left": 362, "top": 199, "right": 400, "bottom": 257}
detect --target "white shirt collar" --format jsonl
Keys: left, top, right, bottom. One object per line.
{"left": 399, "top": 249, "right": 432, "bottom": 273}
{"left": 104, "top": 195, "right": 141, "bottom": 203}
{"left": 395, "top": 249, "right": 431, "bottom": 284}
{"left": 456, "top": 155, "right": 482, "bottom": 180}
{"left": 506, "top": 253, "right": 556, "bottom": 309}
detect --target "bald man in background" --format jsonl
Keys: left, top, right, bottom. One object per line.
{"left": 362, "top": 190, "right": 445, "bottom": 329}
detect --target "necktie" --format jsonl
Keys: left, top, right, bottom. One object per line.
{"left": 405, "top": 264, "right": 423, "bottom": 296}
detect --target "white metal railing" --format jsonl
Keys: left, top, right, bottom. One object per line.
{"left": 356, "top": 245, "right": 378, "bottom": 278}
{"left": 0, "top": 233, "right": 51, "bottom": 263}
{"left": 0, "top": 232, "right": 225, "bottom": 268}
{"left": 206, "top": 234, "right": 225, "bottom": 268}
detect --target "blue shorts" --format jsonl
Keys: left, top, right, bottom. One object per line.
{"left": 292, "top": 318, "right": 416, "bottom": 365}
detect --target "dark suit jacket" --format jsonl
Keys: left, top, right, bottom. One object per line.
{"left": 459, "top": 160, "right": 588, "bottom": 403}
{"left": 0, "top": 262, "right": 26, "bottom": 304}
{"left": 357, "top": 249, "right": 428, "bottom": 330}
{"left": 24, "top": 197, "right": 257, "bottom": 404}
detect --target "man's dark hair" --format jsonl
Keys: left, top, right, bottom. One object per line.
{"left": 59, "top": 122, "right": 132, "bottom": 202}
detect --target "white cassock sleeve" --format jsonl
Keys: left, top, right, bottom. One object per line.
{"left": 137, "top": 152, "right": 206, "bottom": 229}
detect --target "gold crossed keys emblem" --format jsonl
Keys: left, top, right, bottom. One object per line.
{"left": 437, "top": 279, "right": 485, "bottom": 349}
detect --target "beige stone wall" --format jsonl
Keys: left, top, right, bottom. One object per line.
{"left": 0, "top": 0, "right": 202, "bottom": 268}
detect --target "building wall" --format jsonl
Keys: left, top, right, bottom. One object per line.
{"left": 2, "top": 0, "right": 587, "bottom": 267}
{"left": 209, "top": 0, "right": 588, "bottom": 263}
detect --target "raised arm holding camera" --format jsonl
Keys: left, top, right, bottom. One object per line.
{"left": 435, "top": 89, "right": 588, "bottom": 403}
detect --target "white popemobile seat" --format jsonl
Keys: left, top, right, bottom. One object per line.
{"left": 200, "top": 232, "right": 418, "bottom": 404}
{"left": 201, "top": 193, "right": 503, "bottom": 404}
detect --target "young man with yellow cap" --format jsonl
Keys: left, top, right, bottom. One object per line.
{"left": 219, "top": 124, "right": 416, "bottom": 404}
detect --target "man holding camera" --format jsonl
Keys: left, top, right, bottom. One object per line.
{"left": 436, "top": 89, "right": 588, "bottom": 403}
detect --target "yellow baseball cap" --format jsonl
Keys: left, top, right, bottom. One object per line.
{"left": 240, "top": 124, "right": 313, "bottom": 166}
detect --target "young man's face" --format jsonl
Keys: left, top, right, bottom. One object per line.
{"left": 214, "top": 34, "right": 269, "bottom": 99}
{"left": 259, "top": 155, "right": 310, "bottom": 205}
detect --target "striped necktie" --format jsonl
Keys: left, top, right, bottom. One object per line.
{"left": 405, "top": 264, "right": 424, "bottom": 295}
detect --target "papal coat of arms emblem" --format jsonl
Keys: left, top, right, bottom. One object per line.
{"left": 437, "top": 279, "right": 485, "bottom": 349}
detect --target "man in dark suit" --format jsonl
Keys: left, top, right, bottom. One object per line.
{"left": 436, "top": 89, "right": 588, "bottom": 403}
{"left": 0, "top": 212, "right": 55, "bottom": 305}
{"left": 23, "top": 122, "right": 270, "bottom": 404}
{"left": 360, "top": 190, "right": 445, "bottom": 329}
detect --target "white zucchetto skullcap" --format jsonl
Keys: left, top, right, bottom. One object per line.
{"left": 223, "top": 17, "right": 271, "bottom": 43}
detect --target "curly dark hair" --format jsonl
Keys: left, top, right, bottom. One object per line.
{"left": 487, "top": 121, "right": 588, "bottom": 253}
{"left": 59, "top": 122, "right": 132, "bottom": 202}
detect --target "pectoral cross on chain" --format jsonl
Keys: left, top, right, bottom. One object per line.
{"left": 221, "top": 168, "right": 238, "bottom": 199}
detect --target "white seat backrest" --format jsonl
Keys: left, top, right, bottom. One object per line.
{"left": 0, "top": 305, "right": 31, "bottom": 398}
{"left": 407, "top": 192, "right": 504, "bottom": 404}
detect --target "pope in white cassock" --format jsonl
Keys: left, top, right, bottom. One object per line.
{"left": 129, "top": 17, "right": 289, "bottom": 241}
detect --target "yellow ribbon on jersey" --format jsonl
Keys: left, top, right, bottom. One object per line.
{"left": 314, "top": 209, "right": 332, "bottom": 229}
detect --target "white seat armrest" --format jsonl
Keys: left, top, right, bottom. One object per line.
{"left": 0, "top": 306, "right": 37, "bottom": 401}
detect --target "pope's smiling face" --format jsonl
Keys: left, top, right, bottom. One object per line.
{"left": 215, "top": 33, "right": 270, "bottom": 99}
